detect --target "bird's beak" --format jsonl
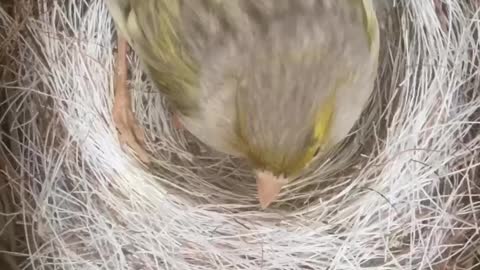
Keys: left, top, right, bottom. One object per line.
{"left": 256, "top": 171, "right": 287, "bottom": 208}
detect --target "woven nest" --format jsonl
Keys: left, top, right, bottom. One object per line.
{"left": 1, "top": 0, "right": 480, "bottom": 269}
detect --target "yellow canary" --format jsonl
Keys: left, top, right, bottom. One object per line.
{"left": 106, "top": 0, "right": 379, "bottom": 208}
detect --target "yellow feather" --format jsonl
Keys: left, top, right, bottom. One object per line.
{"left": 313, "top": 95, "right": 335, "bottom": 146}
{"left": 290, "top": 94, "right": 335, "bottom": 174}
{"left": 361, "top": 0, "right": 379, "bottom": 52}
{"left": 348, "top": 0, "right": 379, "bottom": 52}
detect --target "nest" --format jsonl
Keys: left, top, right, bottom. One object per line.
{"left": 1, "top": 0, "right": 480, "bottom": 269}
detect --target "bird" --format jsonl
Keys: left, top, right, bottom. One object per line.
{"left": 106, "top": 0, "right": 379, "bottom": 208}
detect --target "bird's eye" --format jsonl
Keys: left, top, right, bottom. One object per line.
{"left": 313, "top": 146, "right": 320, "bottom": 157}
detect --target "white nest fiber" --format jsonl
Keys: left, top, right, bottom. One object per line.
{"left": 1, "top": 0, "right": 480, "bottom": 269}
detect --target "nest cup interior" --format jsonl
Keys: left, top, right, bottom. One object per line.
{"left": 1, "top": 0, "right": 480, "bottom": 269}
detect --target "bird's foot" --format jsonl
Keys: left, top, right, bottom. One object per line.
{"left": 172, "top": 112, "right": 184, "bottom": 130}
{"left": 112, "top": 37, "right": 150, "bottom": 164}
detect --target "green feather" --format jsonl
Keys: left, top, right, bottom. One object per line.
{"left": 109, "top": 0, "right": 200, "bottom": 115}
